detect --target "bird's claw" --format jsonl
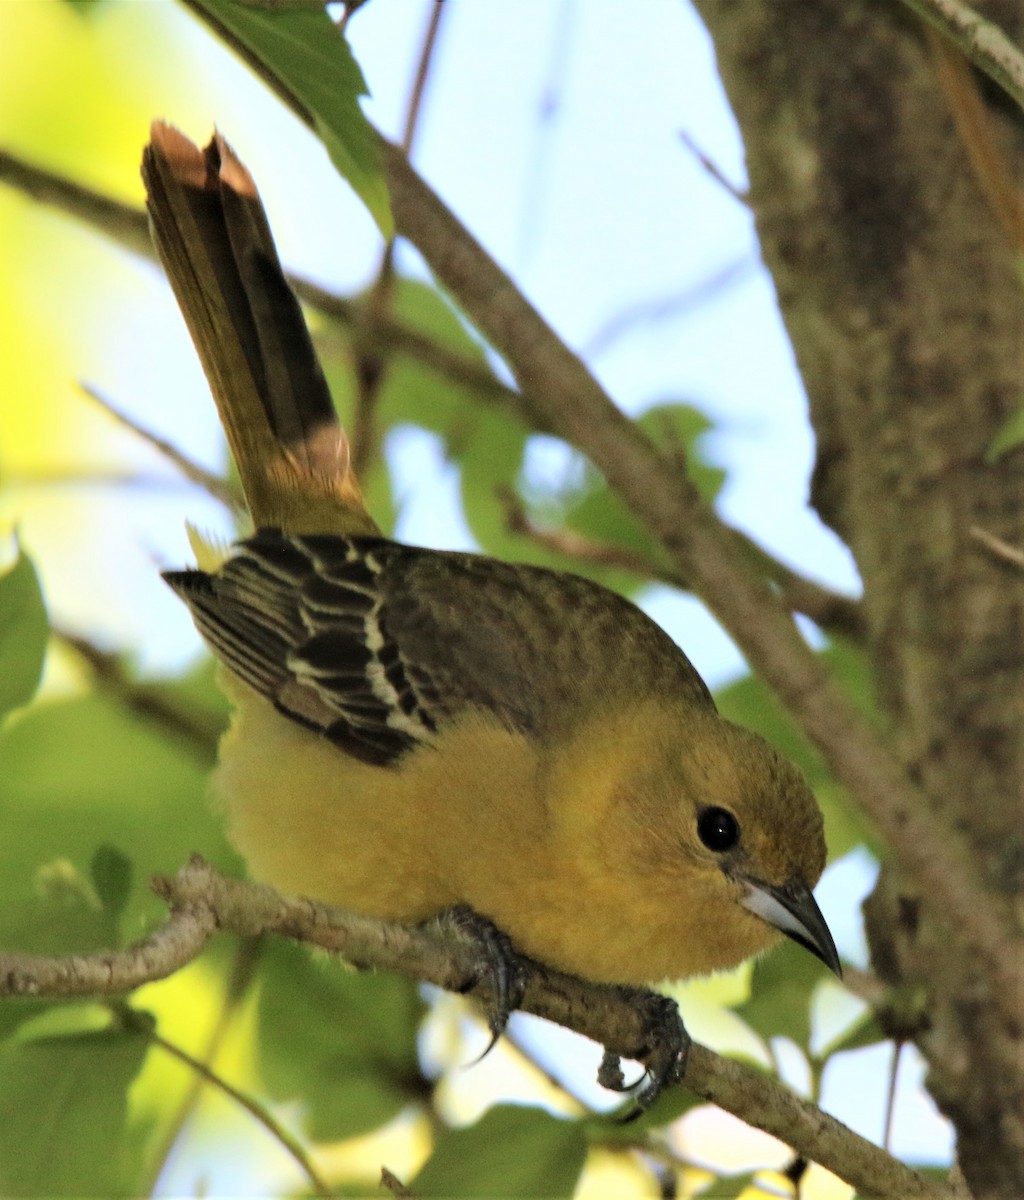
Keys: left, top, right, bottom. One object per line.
{"left": 434, "top": 905, "right": 527, "bottom": 1055}
{"left": 599, "top": 991, "right": 690, "bottom": 1120}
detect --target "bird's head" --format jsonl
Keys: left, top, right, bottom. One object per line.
{"left": 572, "top": 700, "right": 841, "bottom": 982}
{"left": 666, "top": 709, "right": 840, "bottom": 976}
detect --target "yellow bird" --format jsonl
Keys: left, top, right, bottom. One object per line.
{"left": 143, "top": 122, "right": 839, "bottom": 1104}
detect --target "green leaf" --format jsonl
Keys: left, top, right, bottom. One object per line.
{"left": 0, "top": 857, "right": 108, "bottom": 960}
{"left": 0, "top": 1027, "right": 149, "bottom": 1196}
{"left": 512, "top": 401, "right": 724, "bottom": 595}
{"left": 91, "top": 843, "right": 134, "bottom": 943}
{"left": 700, "top": 1171, "right": 759, "bottom": 1200}
{"left": 0, "top": 549, "right": 48, "bottom": 721}
{"left": 0, "top": 671, "right": 239, "bottom": 952}
{"left": 592, "top": 1082, "right": 699, "bottom": 1138}
{"left": 412, "top": 1106, "right": 587, "bottom": 1200}
{"left": 58, "top": 0, "right": 106, "bottom": 14}
{"left": 734, "top": 940, "right": 824, "bottom": 1050}
{"left": 256, "top": 939, "right": 425, "bottom": 1141}
{"left": 375, "top": 277, "right": 531, "bottom": 555}
{"left": 188, "top": 0, "right": 392, "bottom": 235}
{"left": 985, "top": 406, "right": 1024, "bottom": 462}
{"left": 817, "top": 1007, "right": 886, "bottom": 1059}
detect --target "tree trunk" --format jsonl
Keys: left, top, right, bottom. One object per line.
{"left": 688, "top": 1, "right": 1024, "bottom": 1195}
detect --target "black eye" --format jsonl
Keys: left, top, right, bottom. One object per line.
{"left": 697, "top": 806, "right": 740, "bottom": 852}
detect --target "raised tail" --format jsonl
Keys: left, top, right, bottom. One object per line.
{"left": 142, "top": 121, "right": 378, "bottom": 537}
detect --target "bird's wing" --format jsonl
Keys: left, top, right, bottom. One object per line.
{"left": 165, "top": 528, "right": 713, "bottom": 767}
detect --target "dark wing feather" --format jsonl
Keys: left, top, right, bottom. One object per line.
{"left": 164, "top": 532, "right": 433, "bottom": 766}
{"left": 165, "top": 528, "right": 714, "bottom": 768}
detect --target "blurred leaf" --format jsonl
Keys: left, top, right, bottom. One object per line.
{"left": 985, "top": 406, "right": 1024, "bottom": 462}
{"left": 314, "top": 323, "right": 397, "bottom": 534}
{"left": 701, "top": 1171, "right": 760, "bottom": 1199}
{"left": 57, "top": 0, "right": 106, "bottom": 14}
{"left": 313, "top": 276, "right": 517, "bottom": 541}
{"left": 520, "top": 402, "right": 723, "bottom": 594}
{"left": 257, "top": 939, "right": 425, "bottom": 1142}
{"left": 735, "top": 940, "right": 825, "bottom": 1050}
{"left": 91, "top": 843, "right": 134, "bottom": 944}
{"left": 0, "top": 1027, "right": 149, "bottom": 1196}
{"left": 188, "top": 0, "right": 391, "bottom": 235}
{"left": 148, "top": 654, "right": 232, "bottom": 732}
{"left": 639, "top": 402, "right": 725, "bottom": 503}
{"left": 817, "top": 1007, "right": 886, "bottom": 1060}
{"left": 380, "top": 279, "right": 528, "bottom": 551}
{"left": 592, "top": 1081, "right": 700, "bottom": 1138}
{"left": 0, "top": 549, "right": 48, "bottom": 722}
{"left": 0, "top": 677, "right": 239, "bottom": 950}
{"left": 412, "top": 1105, "right": 587, "bottom": 1199}
{"left": 0, "top": 857, "right": 109, "bottom": 960}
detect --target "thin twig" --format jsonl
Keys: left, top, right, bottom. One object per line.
{"left": 898, "top": 0, "right": 1024, "bottom": 112}
{"left": 0, "top": 148, "right": 155, "bottom": 257}
{"left": 497, "top": 486, "right": 685, "bottom": 585}
{"left": 52, "top": 628, "right": 221, "bottom": 764}
{"left": 113, "top": 1002, "right": 333, "bottom": 1198}
{"left": 970, "top": 524, "right": 1024, "bottom": 569}
{"left": 6, "top": 469, "right": 201, "bottom": 492}
{"left": 499, "top": 485, "right": 865, "bottom": 639}
{"left": 138, "top": 940, "right": 263, "bottom": 1197}
{"left": 677, "top": 129, "right": 748, "bottom": 204}
{"left": 882, "top": 1040, "right": 903, "bottom": 1155}
{"left": 380, "top": 1166, "right": 417, "bottom": 1198}
{"left": 349, "top": 0, "right": 448, "bottom": 477}
{"left": 0, "top": 855, "right": 954, "bottom": 1200}
{"left": 79, "top": 383, "right": 240, "bottom": 510}
{"left": 583, "top": 255, "right": 756, "bottom": 359}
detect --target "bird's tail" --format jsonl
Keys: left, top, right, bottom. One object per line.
{"left": 142, "top": 121, "right": 378, "bottom": 538}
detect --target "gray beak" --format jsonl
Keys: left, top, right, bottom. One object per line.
{"left": 740, "top": 875, "right": 842, "bottom": 977}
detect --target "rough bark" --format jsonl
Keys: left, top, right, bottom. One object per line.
{"left": 688, "top": 2, "right": 1024, "bottom": 1196}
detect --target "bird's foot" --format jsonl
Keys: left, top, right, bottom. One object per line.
{"left": 597, "top": 990, "right": 690, "bottom": 1119}
{"left": 431, "top": 905, "right": 527, "bottom": 1055}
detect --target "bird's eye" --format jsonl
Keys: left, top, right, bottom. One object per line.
{"left": 697, "top": 806, "right": 740, "bottom": 853}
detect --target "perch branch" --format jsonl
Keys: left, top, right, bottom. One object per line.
{"left": 0, "top": 856, "right": 953, "bottom": 1200}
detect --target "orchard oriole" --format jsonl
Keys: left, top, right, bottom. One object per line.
{"left": 143, "top": 122, "right": 839, "bottom": 1105}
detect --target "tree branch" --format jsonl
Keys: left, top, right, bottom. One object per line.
{"left": 897, "top": 0, "right": 1024, "bottom": 112}
{"left": 376, "top": 135, "right": 1024, "bottom": 1027}
{"left": 52, "top": 628, "right": 221, "bottom": 763}
{"left": 0, "top": 855, "right": 953, "bottom": 1200}
{"left": 498, "top": 486, "right": 866, "bottom": 640}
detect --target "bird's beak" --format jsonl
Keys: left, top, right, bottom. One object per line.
{"left": 740, "top": 875, "right": 842, "bottom": 977}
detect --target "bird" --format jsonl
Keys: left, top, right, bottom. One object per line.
{"left": 142, "top": 121, "right": 840, "bottom": 1107}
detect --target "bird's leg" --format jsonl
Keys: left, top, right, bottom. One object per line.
{"left": 598, "top": 988, "right": 690, "bottom": 1118}
{"left": 429, "top": 905, "right": 528, "bottom": 1054}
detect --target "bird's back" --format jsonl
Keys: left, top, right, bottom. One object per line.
{"left": 165, "top": 528, "right": 715, "bottom": 769}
